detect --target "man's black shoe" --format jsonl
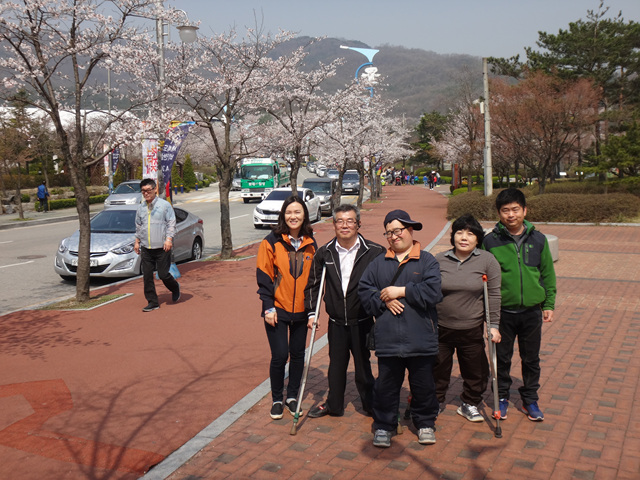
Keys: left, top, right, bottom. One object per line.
{"left": 142, "top": 304, "right": 159, "bottom": 312}
{"left": 307, "top": 404, "right": 331, "bottom": 418}
{"left": 172, "top": 283, "right": 181, "bottom": 303}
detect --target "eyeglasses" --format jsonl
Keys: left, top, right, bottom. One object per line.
{"left": 335, "top": 218, "right": 357, "bottom": 226}
{"left": 141, "top": 188, "right": 154, "bottom": 193}
{"left": 383, "top": 227, "right": 407, "bottom": 238}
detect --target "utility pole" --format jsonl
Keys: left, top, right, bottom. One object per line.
{"left": 482, "top": 58, "right": 493, "bottom": 196}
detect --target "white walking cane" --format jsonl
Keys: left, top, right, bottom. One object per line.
{"left": 483, "top": 274, "right": 502, "bottom": 438}
{"left": 290, "top": 265, "right": 326, "bottom": 435}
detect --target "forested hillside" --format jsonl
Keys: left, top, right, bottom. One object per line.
{"left": 278, "top": 36, "right": 483, "bottom": 124}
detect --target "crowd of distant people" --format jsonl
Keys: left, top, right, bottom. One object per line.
{"left": 381, "top": 167, "right": 440, "bottom": 188}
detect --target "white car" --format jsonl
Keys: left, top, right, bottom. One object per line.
{"left": 253, "top": 187, "right": 322, "bottom": 228}
{"left": 316, "top": 165, "right": 327, "bottom": 177}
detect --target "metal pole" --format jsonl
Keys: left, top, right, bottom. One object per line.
{"left": 156, "top": 0, "right": 166, "bottom": 193}
{"left": 482, "top": 58, "right": 493, "bottom": 196}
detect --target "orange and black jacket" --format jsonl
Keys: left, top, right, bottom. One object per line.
{"left": 256, "top": 231, "right": 317, "bottom": 322}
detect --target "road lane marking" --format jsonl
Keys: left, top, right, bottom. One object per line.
{"left": 0, "top": 240, "right": 13, "bottom": 244}
{"left": 231, "top": 214, "right": 249, "bottom": 220}
{"left": 0, "top": 260, "right": 34, "bottom": 269}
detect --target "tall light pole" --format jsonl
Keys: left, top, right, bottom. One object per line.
{"left": 482, "top": 58, "right": 493, "bottom": 196}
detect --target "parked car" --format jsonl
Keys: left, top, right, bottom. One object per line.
{"left": 342, "top": 170, "right": 361, "bottom": 194}
{"left": 327, "top": 169, "right": 339, "bottom": 180}
{"left": 54, "top": 205, "right": 204, "bottom": 280}
{"left": 253, "top": 187, "right": 322, "bottom": 228}
{"left": 104, "top": 180, "right": 142, "bottom": 208}
{"left": 232, "top": 172, "right": 242, "bottom": 191}
{"left": 306, "top": 161, "right": 316, "bottom": 173}
{"left": 302, "top": 177, "right": 338, "bottom": 216}
{"left": 316, "top": 164, "right": 327, "bottom": 177}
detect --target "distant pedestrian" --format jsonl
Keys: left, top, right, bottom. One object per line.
{"left": 257, "top": 195, "right": 317, "bottom": 420}
{"left": 134, "top": 178, "right": 181, "bottom": 312}
{"left": 37, "top": 181, "right": 49, "bottom": 212}
{"left": 482, "top": 188, "right": 556, "bottom": 422}
{"left": 433, "top": 214, "right": 501, "bottom": 422}
{"left": 428, "top": 172, "right": 435, "bottom": 190}
{"left": 305, "top": 204, "right": 385, "bottom": 419}
{"left": 359, "top": 209, "right": 442, "bottom": 448}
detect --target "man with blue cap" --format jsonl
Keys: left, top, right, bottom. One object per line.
{"left": 358, "top": 209, "right": 442, "bottom": 448}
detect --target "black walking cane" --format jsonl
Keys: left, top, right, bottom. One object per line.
{"left": 290, "top": 265, "right": 326, "bottom": 435}
{"left": 483, "top": 274, "right": 502, "bottom": 438}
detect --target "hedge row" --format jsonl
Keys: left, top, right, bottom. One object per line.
{"left": 35, "top": 194, "right": 109, "bottom": 212}
{"left": 447, "top": 190, "right": 640, "bottom": 223}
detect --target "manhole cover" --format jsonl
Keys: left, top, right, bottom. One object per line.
{"left": 17, "top": 255, "right": 47, "bottom": 260}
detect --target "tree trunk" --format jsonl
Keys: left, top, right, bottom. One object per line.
{"left": 71, "top": 168, "right": 92, "bottom": 303}
{"left": 218, "top": 165, "right": 233, "bottom": 258}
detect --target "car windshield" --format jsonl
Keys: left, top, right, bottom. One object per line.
{"left": 343, "top": 173, "right": 359, "bottom": 181}
{"left": 265, "top": 190, "right": 302, "bottom": 201}
{"left": 113, "top": 182, "right": 141, "bottom": 194}
{"left": 90, "top": 210, "right": 137, "bottom": 233}
{"left": 328, "top": 170, "right": 338, "bottom": 176}
{"left": 241, "top": 165, "right": 273, "bottom": 180}
{"left": 304, "top": 182, "right": 331, "bottom": 194}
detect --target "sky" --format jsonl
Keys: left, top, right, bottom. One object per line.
{"left": 170, "top": 0, "right": 639, "bottom": 58}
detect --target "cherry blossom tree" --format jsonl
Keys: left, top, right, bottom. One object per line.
{"left": 0, "top": 0, "right": 177, "bottom": 301}
{"left": 260, "top": 40, "right": 344, "bottom": 192}
{"left": 163, "top": 26, "right": 303, "bottom": 258}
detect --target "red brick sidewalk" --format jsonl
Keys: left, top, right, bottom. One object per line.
{"left": 165, "top": 212, "right": 640, "bottom": 479}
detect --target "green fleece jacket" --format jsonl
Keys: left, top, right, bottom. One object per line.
{"left": 482, "top": 220, "right": 556, "bottom": 311}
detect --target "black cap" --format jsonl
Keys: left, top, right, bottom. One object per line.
{"left": 383, "top": 209, "right": 422, "bottom": 230}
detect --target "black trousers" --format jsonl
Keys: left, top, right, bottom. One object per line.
{"left": 264, "top": 319, "right": 308, "bottom": 403}
{"left": 433, "top": 324, "right": 489, "bottom": 406}
{"left": 373, "top": 355, "right": 439, "bottom": 431}
{"left": 325, "top": 319, "right": 375, "bottom": 414}
{"left": 140, "top": 246, "right": 179, "bottom": 307}
{"left": 497, "top": 308, "right": 543, "bottom": 404}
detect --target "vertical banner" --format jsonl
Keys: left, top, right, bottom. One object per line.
{"left": 142, "top": 138, "right": 159, "bottom": 179}
{"left": 160, "top": 122, "right": 195, "bottom": 186}
{"left": 111, "top": 147, "right": 121, "bottom": 173}
{"left": 103, "top": 144, "right": 110, "bottom": 176}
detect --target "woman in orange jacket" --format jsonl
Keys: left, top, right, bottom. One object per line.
{"left": 256, "top": 195, "right": 317, "bottom": 420}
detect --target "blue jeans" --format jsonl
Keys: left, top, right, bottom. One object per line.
{"left": 373, "top": 355, "right": 439, "bottom": 431}
{"left": 264, "top": 319, "right": 308, "bottom": 403}
{"left": 497, "top": 308, "right": 543, "bottom": 404}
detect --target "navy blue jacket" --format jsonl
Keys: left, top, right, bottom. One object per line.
{"left": 358, "top": 242, "right": 442, "bottom": 357}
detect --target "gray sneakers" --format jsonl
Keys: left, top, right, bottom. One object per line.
{"left": 373, "top": 429, "right": 392, "bottom": 448}
{"left": 418, "top": 427, "right": 436, "bottom": 444}
{"left": 457, "top": 403, "right": 483, "bottom": 422}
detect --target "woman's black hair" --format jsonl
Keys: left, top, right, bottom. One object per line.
{"left": 450, "top": 213, "right": 485, "bottom": 246}
{"left": 273, "top": 195, "right": 314, "bottom": 238}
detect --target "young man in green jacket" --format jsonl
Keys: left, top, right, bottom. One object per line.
{"left": 482, "top": 188, "right": 556, "bottom": 422}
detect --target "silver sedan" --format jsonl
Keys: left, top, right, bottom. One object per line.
{"left": 54, "top": 205, "right": 204, "bottom": 280}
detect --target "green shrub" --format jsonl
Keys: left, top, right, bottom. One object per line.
{"left": 446, "top": 189, "right": 640, "bottom": 223}
{"left": 21, "top": 193, "right": 30, "bottom": 203}
{"left": 447, "top": 191, "right": 496, "bottom": 220}
{"left": 46, "top": 195, "right": 109, "bottom": 210}
{"left": 182, "top": 154, "right": 197, "bottom": 190}
{"left": 526, "top": 193, "right": 640, "bottom": 223}
{"left": 89, "top": 194, "right": 109, "bottom": 204}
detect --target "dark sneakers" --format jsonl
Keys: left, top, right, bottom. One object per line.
{"left": 172, "top": 283, "right": 181, "bottom": 303}
{"left": 521, "top": 401, "right": 544, "bottom": 421}
{"left": 285, "top": 398, "right": 302, "bottom": 416}
{"left": 270, "top": 402, "right": 284, "bottom": 420}
{"left": 142, "top": 304, "right": 159, "bottom": 312}
{"left": 373, "top": 429, "right": 393, "bottom": 448}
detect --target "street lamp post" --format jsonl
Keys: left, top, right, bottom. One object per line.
{"left": 482, "top": 58, "right": 493, "bottom": 197}
{"left": 339, "top": 45, "right": 380, "bottom": 97}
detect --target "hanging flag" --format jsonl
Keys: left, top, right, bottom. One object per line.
{"left": 142, "top": 138, "right": 159, "bottom": 179}
{"left": 111, "top": 147, "right": 121, "bottom": 173}
{"left": 160, "top": 122, "right": 195, "bottom": 186}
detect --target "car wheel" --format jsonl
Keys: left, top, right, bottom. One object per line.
{"left": 243, "top": 198, "right": 250, "bottom": 204}
{"left": 59, "top": 275, "right": 75, "bottom": 282}
{"left": 316, "top": 207, "right": 321, "bottom": 222}
{"left": 254, "top": 224, "right": 262, "bottom": 229}
{"left": 191, "top": 239, "right": 203, "bottom": 260}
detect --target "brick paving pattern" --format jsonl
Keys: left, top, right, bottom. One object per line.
{"left": 166, "top": 198, "right": 640, "bottom": 479}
